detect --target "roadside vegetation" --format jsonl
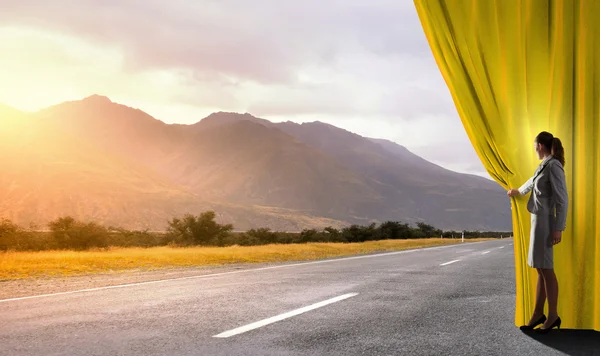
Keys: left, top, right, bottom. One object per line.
{"left": 0, "top": 212, "right": 510, "bottom": 280}
{"left": 0, "top": 211, "right": 511, "bottom": 251}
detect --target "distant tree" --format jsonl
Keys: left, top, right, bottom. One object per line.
{"left": 379, "top": 221, "right": 411, "bottom": 240}
{"left": 409, "top": 229, "right": 427, "bottom": 239}
{"left": 106, "top": 226, "right": 157, "bottom": 247}
{"left": 0, "top": 218, "right": 20, "bottom": 235}
{"left": 246, "top": 227, "right": 278, "bottom": 245}
{"left": 27, "top": 222, "right": 41, "bottom": 231}
{"left": 322, "top": 226, "right": 346, "bottom": 242}
{"left": 323, "top": 227, "right": 340, "bottom": 235}
{"left": 49, "top": 216, "right": 76, "bottom": 235}
{"left": 416, "top": 222, "right": 440, "bottom": 238}
{"left": 166, "top": 211, "right": 233, "bottom": 246}
{"left": 48, "top": 216, "right": 108, "bottom": 250}
{"left": 442, "top": 230, "right": 459, "bottom": 238}
{"left": 0, "top": 218, "right": 23, "bottom": 250}
{"left": 299, "top": 228, "right": 319, "bottom": 243}
{"left": 342, "top": 223, "right": 378, "bottom": 243}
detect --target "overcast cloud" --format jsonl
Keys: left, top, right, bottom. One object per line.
{"left": 0, "top": 0, "right": 490, "bottom": 179}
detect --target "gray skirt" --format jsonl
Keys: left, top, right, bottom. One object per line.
{"left": 528, "top": 213, "right": 555, "bottom": 269}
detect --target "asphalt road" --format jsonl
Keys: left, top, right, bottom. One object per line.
{"left": 1, "top": 239, "right": 599, "bottom": 356}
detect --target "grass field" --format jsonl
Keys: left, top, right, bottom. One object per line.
{"left": 0, "top": 238, "right": 495, "bottom": 280}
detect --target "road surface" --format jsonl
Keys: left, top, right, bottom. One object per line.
{"left": 1, "top": 239, "right": 598, "bottom": 355}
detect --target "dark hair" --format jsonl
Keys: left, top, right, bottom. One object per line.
{"left": 535, "top": 131, "right": 565, "bottom": 167}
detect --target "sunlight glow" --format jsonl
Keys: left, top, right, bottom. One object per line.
{"left": 0, "top": 26, "right": 123, "bottom": 112}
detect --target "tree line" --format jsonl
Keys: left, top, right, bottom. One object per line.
{"left": 0, "top": 211, "right": 512, "bottom": 251}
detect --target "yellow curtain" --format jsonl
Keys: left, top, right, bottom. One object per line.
{"left": 413, "top": 0, "right": 599, "bottom": 331}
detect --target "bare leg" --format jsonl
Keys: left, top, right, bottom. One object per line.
{"left": 541, "top": 268, "right": 559, "bottom": 327}
{"left": 527, "top": 269, "right": 546, "bottom": 325}
{"left": 534, "top": 269, "right": 547, "bottom": 315}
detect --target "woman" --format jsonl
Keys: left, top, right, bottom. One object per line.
{"left": 507, "top": 131, "right": 568, "bottom": 333}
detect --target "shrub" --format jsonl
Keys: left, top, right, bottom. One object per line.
{"left": 1, "top": 212, "right": 512, "bottom": 251}
{"left": 166, "top": 211, "right": 234, "bottom": 246}
{"left": 48, "top": 216, "right": 108, "bottom": 250}
{"left": 245, "top": 228, "right": 278, "bottom": 245}
{"left": 106, "top": 227, "right": 165, "bottom": 247}
{"left": 378, "top": 221, "right": 411, "bottom": 240}
{"left": 0, "top": 218, "right": 23, "bottom": 250}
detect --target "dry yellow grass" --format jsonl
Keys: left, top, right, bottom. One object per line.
{"left": 0, "top": 238, "right": 494, "bottom": 280}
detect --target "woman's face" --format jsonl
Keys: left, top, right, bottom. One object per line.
{"left": 535, "top": 141, "right": 544, "bottom": 159}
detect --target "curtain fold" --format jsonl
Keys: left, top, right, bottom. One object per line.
{"left": 414, "top": 0, "right": 599, "bottom": 331}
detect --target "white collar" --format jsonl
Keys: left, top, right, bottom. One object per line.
{"left": 539, "top": 155, "right": 553, "bottom": 168}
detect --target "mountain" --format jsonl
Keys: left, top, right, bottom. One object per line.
{"left": 165, "top": 119, "right": 384, "bottom": 219}
{"left": 0, "top": 104, "right": 200, "bottom": 229}
{"left": 0, "top": 103, "right": 23, "bottom": 119}
{"left": 0, "top": 100, "right": 347, "bottom": 231}
{"left": 181, "top": 112, "right": 511, "bottom": 230}
{"left": 0, "top": 96, "right": 511, "bottom": 231}
{"left": 33, "top": 95, "right": 184, "bottom": 170}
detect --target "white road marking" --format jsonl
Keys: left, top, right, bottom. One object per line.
{"left": 0, "top": 240, "right": 493, "bottom": 304}
{"left": 482, "top": 251, "right": 491, "bottom": 255}
{"left": 500, "top": 246, "right": 505, "bottom": 249}
{"left": 440, "top": 259, "right": 461, "bottom": 266}
{"left": 213, "top": 293, "right": 359, "bottom": 338}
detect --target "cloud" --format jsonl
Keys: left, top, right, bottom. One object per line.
{"left": 2, "top": 1, "right": 427, "bottom": 83}
{"left": 0, "top": 0, "right": 443, "bottom": 116}
{"left": 0, "top": 0, "right": 489, "bottom": 176}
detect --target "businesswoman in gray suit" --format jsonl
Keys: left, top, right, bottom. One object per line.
{"left": 507, "top": 131, "right": 568, "bottom": 333}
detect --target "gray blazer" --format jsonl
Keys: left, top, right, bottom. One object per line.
{"left": 518, "top": 155, "right": 568, "bottom": 231}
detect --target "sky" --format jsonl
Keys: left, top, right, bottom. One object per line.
{"left": 0, "top": 0, "right": 492, "bottom": 179}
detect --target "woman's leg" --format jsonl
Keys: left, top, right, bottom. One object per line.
{"left": 534, "top": 268, "right": 547, "bottom": 315}
{"left": 541, "top": 268, "right": 559, "bottom": 326}
{"left": 527, "top": 268, "right": 546, "bottom": 325}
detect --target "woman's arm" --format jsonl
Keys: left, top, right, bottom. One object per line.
{"left": 517, "top": 177, "right": 534, "bottom": 196}
{"left": 549, "top": 162, "right": 568, "bottom": 231}
{"left": 507, "top": 176, "right": 533, "bottom": 197}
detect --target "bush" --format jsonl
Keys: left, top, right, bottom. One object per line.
{"left": 106, "top": 227, "right": 166, "bottom": 247}
{"left": 418, "top": 222, "right": 441, "bottom": 237}
{"left": 378, "top": 221, "right": 411, "bottom": 240}
{"left": 245, "top": 228, "right": 278, "bottom": 245}
{"left": 0, "top": 218, "right": 24, "bottom": 250}
{"left": 0, "top": 212, "right": 513, "bottom": 251}
{"left": 341, "top": 223, "right": 379, "bottom": 243}
{"left": 48, "top": 216, "right": 109, "bottom": 250}
{"left": 166, "top": 211, "right": 233, "bottom": 246}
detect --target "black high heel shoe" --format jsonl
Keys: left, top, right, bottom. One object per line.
{"left": 519, "top": 314, "right": 546, "bottom": 330}
{"left": 536, "top": 316, "right": 561, "bottom": 334}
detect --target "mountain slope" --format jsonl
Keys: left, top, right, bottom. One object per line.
{"left": 33, "top": 95, "right": 185, "bottom": 171}
{"left": 0, "top": 102, "right": 349, "bottom": 231}
{"left": 0, "top": 112, "right": 200, "bottom": 229}
{"left": 0, "top": 96, "right": 511, "bottom": 231}
{"left": 164, "top": 119, "right": 383, "bottom": 221}
{"left": 186, "top": 113, "right": 511, "bottom": 230}
{"left": 0, "top": 103, "right": 24, "bottom": 119}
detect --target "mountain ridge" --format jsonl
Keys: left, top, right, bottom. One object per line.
{"left": 0, "top": 94, "right": 510, "bottom": 231}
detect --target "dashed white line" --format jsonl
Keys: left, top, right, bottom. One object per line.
{"left": 440, "top": 259, "right": 461, "bottom": 266}
{"left": 213, "top": 293, "right": 359, "bottom": 338}
{"left": 500, "top": 246, "right": 505, "bottom": 249}
{"left": 482, "top": 251, "right": 491, "bottom": 255}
